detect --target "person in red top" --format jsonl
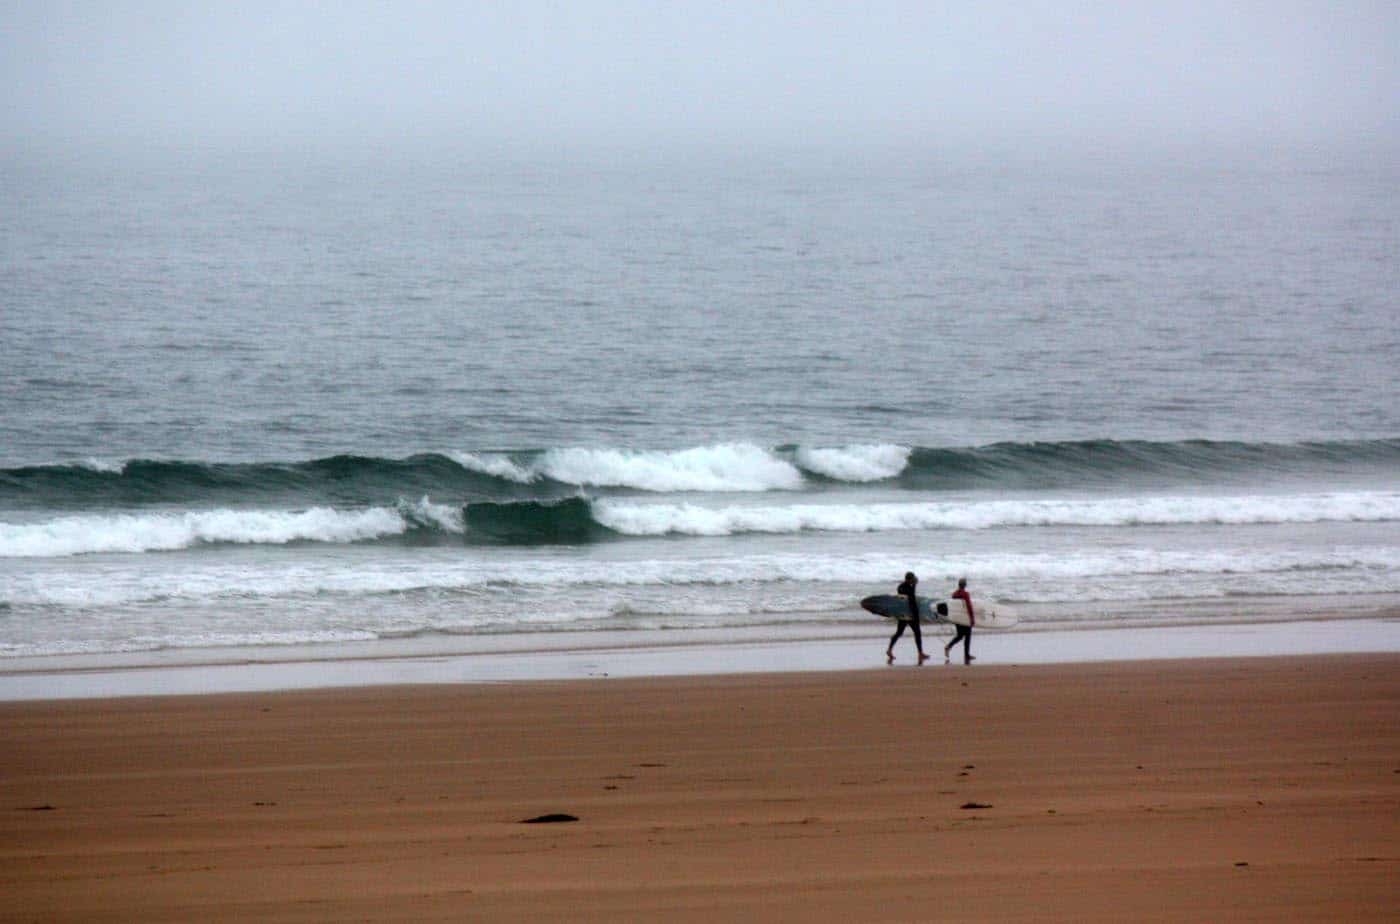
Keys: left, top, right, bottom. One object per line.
{"left": 946, "top": 577, "right": 975, "bottom": 664}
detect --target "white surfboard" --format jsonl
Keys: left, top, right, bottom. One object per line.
{"left": 946, "top": 601, "right": 1018, "bottom": 628}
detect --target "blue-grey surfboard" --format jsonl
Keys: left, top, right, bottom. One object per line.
{"left": 861, "top": 594, "right": 949, "bottom": 621}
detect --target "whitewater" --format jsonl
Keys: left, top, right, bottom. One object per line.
{"left": 3, "top": 437, "right": 1398, "bottom": 658}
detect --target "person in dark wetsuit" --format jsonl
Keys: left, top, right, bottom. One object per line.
{"left": 886, "top": 571, "right": 931, "bottom": 664}
{"left": 946, "top": 577, "right": 975, "bottom": 664}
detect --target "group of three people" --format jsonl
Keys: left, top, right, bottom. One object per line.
{"left": 886, "top": 572, "right": 975, "bottom": 664}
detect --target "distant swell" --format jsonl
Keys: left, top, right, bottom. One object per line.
{"left": 0, "top": 454, "right": 525, "bottom": 510}
{"left": 2, "top": 438, "right": 1397, "bottom": 508}
{"left": 900, "top": 438, "right": 1400, "bottom": 489}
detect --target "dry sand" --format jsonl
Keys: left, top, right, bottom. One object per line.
{"left": 3, "top": 654, "right": 1397, "bottom": 921}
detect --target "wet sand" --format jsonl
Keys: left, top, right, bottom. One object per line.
{"left": 3, "top": 654, "right": 1397, "bottom": 921}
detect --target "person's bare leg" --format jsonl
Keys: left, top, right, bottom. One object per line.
{"left": 887, "top": 621, "right": 905, "bottom": 662}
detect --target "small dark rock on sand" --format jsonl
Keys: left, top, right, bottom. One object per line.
{"left": 521, "top": 813, "right": 579, "bottom": 824}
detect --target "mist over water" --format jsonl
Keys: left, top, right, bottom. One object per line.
{"left": 4, "top": 3, "right": 1396, "bottom": 166}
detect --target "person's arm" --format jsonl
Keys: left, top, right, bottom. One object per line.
{"left": 956, "top": 589, "right": 975, "bottom": 625}
{"left": 899, "top": 582, "right": 918, "bottom": 618}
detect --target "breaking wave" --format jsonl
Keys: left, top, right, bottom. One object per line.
{"left": 5, "top": 490, "right": 1398, "bottom": 557}
{"left": 0, "top": 497, "right": 462, "bottom": 557}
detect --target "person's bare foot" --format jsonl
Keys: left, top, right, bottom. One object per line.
{"left": 886, "top": 651, "right": 895, "bottom": 664}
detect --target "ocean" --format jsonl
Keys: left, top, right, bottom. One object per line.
{"left": 3, "top": 157, "right": 1398, "bottom": 660}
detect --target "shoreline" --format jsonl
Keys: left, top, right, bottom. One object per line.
{"left": 2, "top": 615, "right": 1396, "bottom": 701}
{"left": 4, "top": 654, "right": 1396, "bottom": 920}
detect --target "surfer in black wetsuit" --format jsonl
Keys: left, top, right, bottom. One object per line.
{"left": 887, "top": 571, "right": 931, "bottom": 664}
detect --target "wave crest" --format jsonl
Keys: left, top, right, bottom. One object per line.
{"left": 0, "top": 505, "right": 425, "bottom": 557}
{"left": 795, "top": 444, "right": 910, "bottom": 481}
{"left": 537, "top": 444, "right": 803, "bottom": 492}
{"left": 446, "top": 451, "right": 538, "bottom": 484}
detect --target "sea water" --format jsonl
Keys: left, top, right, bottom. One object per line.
{"left": 3, "top": 157, "right": 1398, "bottom": 659}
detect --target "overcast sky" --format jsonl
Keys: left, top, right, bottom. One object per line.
{"left": 3, "top": 1, "right": 1396, "bottom": 164}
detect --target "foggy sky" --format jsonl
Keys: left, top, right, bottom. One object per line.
{"left": 3, "top": 1, "right": 1397, "bottom": 164}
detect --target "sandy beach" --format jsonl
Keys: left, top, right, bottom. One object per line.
{"left": 2, "top": 653, "right": 1396, "bottom": 921}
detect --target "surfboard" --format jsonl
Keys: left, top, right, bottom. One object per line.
{"left": 945, "top": 600, "right": 1018, "bottom": 628}
{"left": 861, "top": 595, "right": 949, "bottom": 622}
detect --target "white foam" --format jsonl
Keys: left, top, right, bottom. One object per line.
{"left": 538, "top": 443, "right": 804, "bottom": 492}
{"left": 0, "top": 507, "right": 410, "bottom": 557}
{"left": 77, "top": 457, "right": 128, "bottom": 474}
{"left": 795, "top": 444, "right": 911, "bottom": 481}
{"left": 594, "top": 491, "right": 1400, "bottom": 536}
{"left": 397, "top": 495, "right": 465, "bottom": 533}
{"left": 10, "top": 545, "right": 1400, "bottom": 610}
{"left": 447, "top": 451, "right": 538, "bottom": 484}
